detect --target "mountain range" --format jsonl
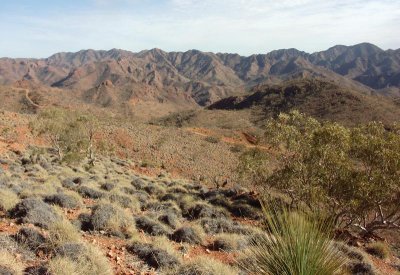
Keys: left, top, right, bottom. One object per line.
{"left": 0, "top": 42, "right": 399, "bottom": 119}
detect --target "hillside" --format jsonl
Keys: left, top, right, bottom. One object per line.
{"left": 208, "top": 78, "right": 400, "bottom": 125}
{"left": 0, "top": 43, "right": 399, "bottom": 113}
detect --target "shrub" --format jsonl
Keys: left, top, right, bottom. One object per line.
{"left": 48, "top": 256, "right": 80, "bottom": 275}
{"left": 229, "top": 203, "right": 261, "bottom": 219}
{"left": 135, "top": 216, "right": 171, "bottom": 236}
{"left": 90, "top": 202, "right": 136, "bottom": 238}
{"left": 127, "top": 242, "right": 179, "bottom": 269}
{"left": 366, "top": 242, "right": 391, "bottom": 259}
{"left": 240, "top": 111, "right": 400, "bottom": 234}
{"left": 0, "top": 189, "right": 19, "bottom": 211}
{"left": 100, "top": 183, "right": 115, "bottom": 191}
{"left": 170, "top": 226, "right": 204, "bottom": 245}
{"left": 14, "top": 228, "right": 46, "bottom": 252}
{"left": 51, "top": 243, "right": 112, "bottom": 275}
{"left": 200, "top": 217, "right": 250, "bottom": 234}
{"left": 107, "top": 192, "right": 140, "bottom": 211}
{"left": 48, "top": 220, "right": 81, "bottom": 248}
{"left": 0, "top": 250, "right": 24, "bottom": 275}
{"left": 239, "top": 205, "right": 346, "bottom": 275}
{"left": 168, "top": 256, "right": 238, "bottom": 275}
{"left": 44, "top": 192, "right": 82, "bottom": 208}
{"left": 77, "top": 186, "right": 105, "bottom": 199}
{"left": 32, "top": 108, "right": 100, "bottom": 164}
{"left": 9, "top": 198, "right": 62, "bottom": 229}
{"left": 210, "top": 233, "right": 247, "bottom": 252}
{"left": 185, "top": 202, "right": 228, "bottom": 220}
{"left": 158, "top": 213, "right": 181, "bottom": 229}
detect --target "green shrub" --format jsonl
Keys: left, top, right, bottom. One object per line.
{"left": 240, "top": 110, "right": 400, "bottom": 234}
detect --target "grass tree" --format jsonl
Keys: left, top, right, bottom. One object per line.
{"left": 240, "top": 203, "right": 346, "bottom": 275}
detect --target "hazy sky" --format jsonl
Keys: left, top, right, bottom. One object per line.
{"left": 0, "top": 0, "right": 399, "bottom": 58}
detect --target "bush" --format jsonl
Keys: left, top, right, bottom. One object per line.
{"left": 200, "top": 217, "right": 250, "bottom": 234}
{"left": 77, "top": 186, "right": 104, "bottom": 199}
{"left": 100, "top": 183, "right": 115, "bottom": 191}
{"left": 170, "top": 226, "right": 204, "bottom": 245}
{"left": 44, "top": 192, "right": 81, "bottom": 208}
{"left": 9, "top": 198, "right": 62, "bottom": 229}
{"left": 135, "top": 216, "right": 170, "bottom": 236}
{"left": 229, "top": 203, "right": 261, "bottom": 219}
{"left": 32, "top": 108, "right": 99, "bottom": 164}
{"left": 89, "top": 202, "right": 136, "bottom": 238}
{"left": 158, "top": 213, "right": 181, "bottom": 229}
{"left": 127, "top": 242, "right": 179, "bottom": 269}
{"left": 239, "top": 205, "right": 346, "bottom": 275}
{"left": 61, "top": 177, "right": 84, "bottom": 189}
{"left": 0, "top": 250, "right": 24, "bottom": 275}
{"left": 107, "top": 193, "right": 140, "bottom": 211}
{"left": 0, "top": 189, "right": 19, "bottom": 212}
{"left": 366, "top": 242, "right": 391, "bottom": 259}
{"left": 47, "top": 220, "right": 81, "bottom": 248}
{"left": 185, "top": 203, "right": 228, "bottom": 220}
{"left": 210, "top": 233, "right": 247, "bottom": 252}
{"left": 14, "top": 228, "right": 46, "bottom": 252}
{"left": 240, "top": 111, "right": 400, "bottom": 234}
{"left": 168, "top": 256, "right": 238, "bottom": 275}
{"left": 51, "top": 243, "right": 112, "bottom": 275}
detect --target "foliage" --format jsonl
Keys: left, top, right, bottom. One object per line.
{"left": 240, "top": 203, "right": 346, "bottom": 275}
{"left": 239, "top": 110, "right": 400, "bottom": 233}
{"left": 31, "top": 107, "right": 99, "bottom": 164}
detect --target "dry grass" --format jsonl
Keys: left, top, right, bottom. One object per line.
{"left": 91, "top": 202, "right": 137, "bottom": 237}
{"left": 0, "top": 189, "right": 20, "bottom": 211}
{"left": 0, "top": 250, "right": 24, "bottom": 275}
{"left": 167, "top": 256, "right": 238, "bottom": 275}
{"left": 48, "top": 256, "right": 80, "bottom": 275}
{"left": 48, "top": 245, "right": 113, "bottom": 275}
{"left": 152, "top": 236, "right": 182, "bottom": 260}
{"left": 47, "top": 220, "right": 81, "bottom": 248}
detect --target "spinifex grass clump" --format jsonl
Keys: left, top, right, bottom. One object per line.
{"left": 240, "top": 204, "right": 346, "bottom": 275}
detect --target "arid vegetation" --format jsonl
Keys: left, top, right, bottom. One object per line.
{"left": 240, "top": 110, "right": 400, "bottom": 235}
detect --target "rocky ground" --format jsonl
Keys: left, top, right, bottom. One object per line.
{"left": 0, "top": 148, "right": 265, "bottom": 274}
{"left": 0, "top": 110, "right": 399, "bottom": 274}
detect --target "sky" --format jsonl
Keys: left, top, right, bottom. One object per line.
{"left": 0, "top": 0, "right": 399, "bottom": 58}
